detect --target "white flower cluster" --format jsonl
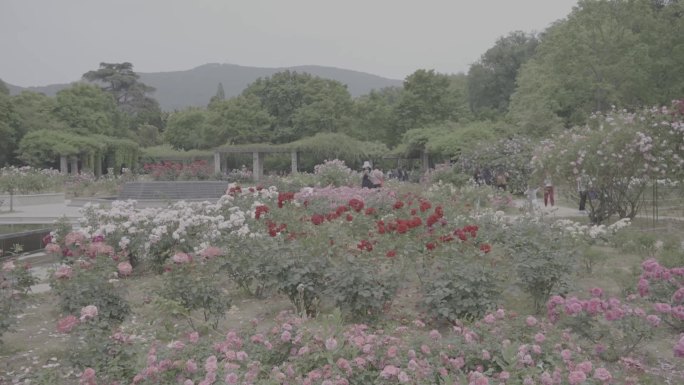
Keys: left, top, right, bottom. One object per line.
{"left": 78, "top": 189, "right": 279, "bottom": 262}
{"left": 553, "top": 218, "right": 630, "bottom": 242}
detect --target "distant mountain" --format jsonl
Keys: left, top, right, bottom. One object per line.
{"left": 5, "top": 63, "right": 403, "bottom": 111}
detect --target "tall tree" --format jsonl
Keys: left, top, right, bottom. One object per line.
{"left": 0, "top": 79, "right": 9, "bottom": 96}
{"left": 467, "top": 31, "right": 539, "bottom": 116}
{"left": 509, "top": 0, "right": 683, "bottom": 136}
{"left": 83, "top": 62, "right": 163, "bottom": 130}
{"left": 209, "top": 82, "right": 226, "bottom": 107}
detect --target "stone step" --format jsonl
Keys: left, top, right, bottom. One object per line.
{"left": 119, "top": 181, "right": 228, "bottom": 200}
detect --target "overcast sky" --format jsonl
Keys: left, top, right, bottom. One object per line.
{"left": 1, "top": 0, "right": 577, "bottom": 87}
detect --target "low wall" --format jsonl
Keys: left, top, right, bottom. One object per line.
{"left": 0, "top": 192, "right": 65, "bottom": 207}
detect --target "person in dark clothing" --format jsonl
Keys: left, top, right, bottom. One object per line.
{"left": 361, "top": 161, "right": 380, "bottom": 189}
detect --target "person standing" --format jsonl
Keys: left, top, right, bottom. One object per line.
{"left": 577, "top": 172, "right": 589, "bottom": 212}
{"left": 495, "top": 170, "right": 509, "bottom": 191}
{"left": 543, "top": 173, "right": 554, "bottom": 207}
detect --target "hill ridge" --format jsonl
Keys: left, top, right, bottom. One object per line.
{"left": 6, "top": 63, "right": 403, "bottom": 111}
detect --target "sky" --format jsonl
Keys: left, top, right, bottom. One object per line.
{"left": 0, "top": 0, "right": 578, "bottom": 87}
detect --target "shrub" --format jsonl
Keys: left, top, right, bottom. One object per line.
{"left": 0, "top": 254, "right": 35, "bottom": 343}
{"left": 324, "top": 257, "right": 397, "bottom": 322}
{"left": 423, "top": 263, "right": 501, "bottom": 321}
{"left": 50, "top": 254, "right": 130, "bottom": 326}
{"left": 158, "top": 256, "right": 232, "bottom": 330}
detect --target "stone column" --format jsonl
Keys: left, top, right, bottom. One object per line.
{"left": 421, "top": 150, "right": 429, "bottom": 172}
{"left": 94, "top": 154, "right": 102, "bottom": 178}
{"left": 60, "top": 155, "right": 68, "bottom": 174}
{"left": 214, "top": 152, "right": 221, "bottom": 174}
{"left": 70, "top": 156, "right": 79, "bottom": 175}
{"left": 252, "top": 152, "right": 264, "bottom": 182}
{"left": 291, "top": 151, "right": 299, "bottom": 174}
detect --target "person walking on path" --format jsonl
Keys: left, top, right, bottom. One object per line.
{"left": 543, "top": 173, "right": 555, "bottom": 207}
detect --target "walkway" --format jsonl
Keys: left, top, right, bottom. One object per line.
{"left": 0, "top": 201, "right": 81, "bottom": 224}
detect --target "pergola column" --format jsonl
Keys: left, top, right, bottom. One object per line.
{"left": 70, "top": 156, "right": 79, "bottom": 175}
{"left": 94, "top": 154, "right": 102, "bottom": 177}
{"left": 214, "top": 151, "right": 221, "bottom": 174}
{"left": 252, "top": 151, "right": 264, "bottom": 182}
{"left": 60, "top": 155, "right": 68, "bottom": 174}
{"left": 421, "top": 150, "right": 429, "bottom": 172}
{"left": 291, "top": 151, "right": 299, "bottom": 174}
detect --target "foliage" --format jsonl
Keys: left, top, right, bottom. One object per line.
{"left": 422, "top": 263, "right": 501, "bottom": 322}
{"left": 457, "top": 135, "right": 534, "bottom": 194}
{"left": 53, "top": 83, "right": 125, "bottom": 137}
{"left": 312, "top": 159, "right": 355, "bottom": 187}
{"left": 501, "top": 219, "right": 578, "bottom": 312}
{"left": 82, "top": 62, "right": 163, "bottom": 129}
{"left": 158, "top": 256, "right": 232, "bottom": 330}
{"left": 242, "top": 70, "right": 354, "bottom": 143}
{"left": 533, "top": 103, "right": 684, "bottom": 223}
{"left": 394, "top": 69, "right": 467, "bottom": 138}
{"left": 467, "top": 31, "right": 539, "bottom": 116}
{"left": 325, "top": 256, "right": 397, "bottom": 322}
{"left": 62, "top": 310, "right": 139, "bottom": 383}
{"left": 509, "top": 0, "right": 684, "bottom": 134}
{"left": 49, "top": 253, "right": 130, "bottom": 326}
{"left": 142, "top": 160, "right": 213, "bottom": 180}
{"left": 290, "top": 132, "right": 389, "bottom": 169}
{"left": 0, "top": 251, "right": 35, "bottom": 343}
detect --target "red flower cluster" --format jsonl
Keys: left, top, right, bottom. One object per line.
{"left": 393, "top": 200, "right": 405, "bottom": 210}
{"left": 426, "top": 206, "right": 444, "bottom": 227}
{"left": 454, "top": 224, "right": 478, "bottom": 241}
{"left": 348, "top": 198, "right": 364, "bottom": 212}
{"left": 311, "top": 213, "right": 325, "bottom": 225}
{"left": 357, "top": 239, "right": 374, "bottom": 252}
{"left": 254, "top": 205, "right": 269, "bottom": 220}
{"left": 266, "top": 220, "right": 287, "bottom": 237}
{"left": 278, "top": 192, "right": 295, "bottom": 208}
{"left": 227, "top": 185, "right": 242, "bottom": 195}
{"left": 376, "top": 216, "right": 423, "bottom": 235}
{"left": 479, "top": 243, "right": 492, "bottom": 253}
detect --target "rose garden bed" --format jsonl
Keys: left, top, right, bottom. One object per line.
{"left": 1, "top": 177, "right": 683, "bottom": 385}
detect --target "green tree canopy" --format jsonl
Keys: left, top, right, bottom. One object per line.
{"left": 467, "top": 31, "right": 538, "bottom": 117}
{"left": 242, "top": 70, "right": 353, "bottom": 143}
{"left": 83, "top": 62, "right": 163, "bottom": 130}
{"left": 52, "top": 83, "right": 124, "bottom": 137}
{"left": 393, "top": 69, "right": 467, "bottom": 142}
{"left": 509, "top": 0, "right": 684, "bottom": 136}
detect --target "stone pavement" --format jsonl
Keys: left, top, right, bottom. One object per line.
{"left": 0, "top": 201, "right": 82, "bottom": 224}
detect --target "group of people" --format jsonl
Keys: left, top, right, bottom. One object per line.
{"left": 474, "top": 168, "right": 510, "bottom": 191}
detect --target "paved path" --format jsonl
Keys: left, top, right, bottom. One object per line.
{"left": 0, "top": 201, "right": 82, "bottom": 224}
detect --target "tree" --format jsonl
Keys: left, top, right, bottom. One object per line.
{"left": 533, "top": 102, "right": 684, "bottom": 224}
{"left": 0, "top": 92, "right": 16, "bottom": 165}
{"left": 83, "top": 62, "right": 163, "bottom": 129}
{"left": 164, "top": 108, "right": 212, "bottom": 150}
{"left": 242, "top": 71, "right": 353, "bottom": 143}
{"left": 52, "top": 84, "right": 124, "bottom": 137}
{"left": 467, "top": 31, "right": 538, "bottom": 116}
{"left": 509, "top": 0, "right": 683, "bottom": 135}
{"left": 208, "top": 82, "right": 226, "bottom": 107}
{"left": 349, "top": 87, "right": 403, "bottom": 145}
{"left": 207, "top": 95, "right": 274, "bottom": 145}
{"left": 0, "top": 79, "right": 9, "bottom": 95}
{"left": 393, "top": 69, "right": 465, "bottom": 142}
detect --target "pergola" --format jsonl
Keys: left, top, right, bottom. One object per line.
{"left": 213, "top": 146, "right": 300, "bottom": 182}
